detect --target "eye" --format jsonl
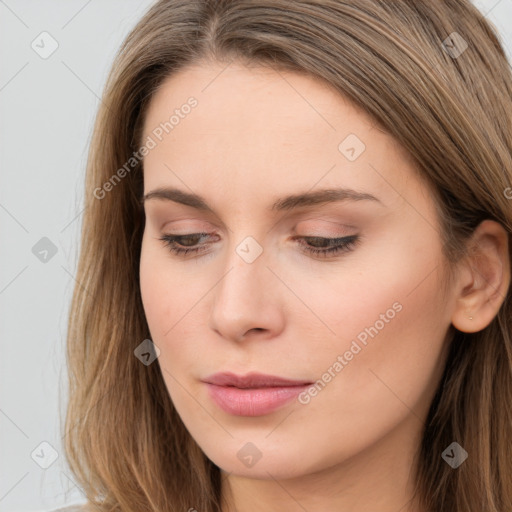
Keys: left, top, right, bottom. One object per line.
{"left": 159, "top": 232, "right": 215, "bottom": 256}
{"left": 294, "top": 235, "right": 360, "bottom": 258}
{"left": 158, "top": 233, "right": 361, "bottom": 258}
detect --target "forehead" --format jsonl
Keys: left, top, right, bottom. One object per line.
{"left": 142, "top": 61, "right": 378, "bottom": 144}
{"left": 140, "top": 61, "right": 424, "bottom": 214}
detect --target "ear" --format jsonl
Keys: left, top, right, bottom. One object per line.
{"left": 451, "top": 220, "right": 510, "bottom": 333}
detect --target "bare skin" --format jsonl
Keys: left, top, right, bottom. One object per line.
{"left": 139, "top": 60, "right": 510, "bottom": 512}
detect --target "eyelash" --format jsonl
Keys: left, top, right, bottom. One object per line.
{"left": 158, "top": 233, "right": 360, "bottom": 259}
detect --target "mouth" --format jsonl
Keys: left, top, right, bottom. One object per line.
{"left": 202, "top": 371, "right": 313, "bottom": 416}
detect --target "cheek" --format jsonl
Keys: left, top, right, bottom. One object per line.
{"left": 298, "top": 239, "right": 450, "bottom": 429}
{"left": 139, "top": 239, "right": 165, "bottom": 332}
{"left": 139, "top": 237, "right": 210, "bottom": 377}
{"left": 140, "top": 235, "right": 194, "bottom": 337}
{"left": 139, "top": 237, "right": 185, "bottom": 353}
{"left": 139, "top": 248, "right": 216, "bottom": 439}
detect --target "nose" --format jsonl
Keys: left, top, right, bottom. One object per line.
{"left": 208, "top": 240, "right": 285, "bottom": 343}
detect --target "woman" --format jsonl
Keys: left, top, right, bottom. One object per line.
{"left": 60, "top": 1, "right": 512, "bottom": 511}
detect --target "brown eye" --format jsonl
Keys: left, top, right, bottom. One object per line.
{"left": 159, "top": 232, "right": 216, "bottom": 256}
{"left": 296, "top": 235, "right": 360, "bottom": 258}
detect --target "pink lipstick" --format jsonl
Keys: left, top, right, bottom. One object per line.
{"left": 202, "top": 371, "right": 312, "bottom": 416}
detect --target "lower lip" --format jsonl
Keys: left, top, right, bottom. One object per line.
{"left": 205, "top": 383, "right": 310, "bottom": 416}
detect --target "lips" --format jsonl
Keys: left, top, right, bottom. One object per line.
{"left": 202, "top": 371, "right": 314, "bottom": 416}
{"left": 202, "top": 371, "right": 313, "bottom": 388}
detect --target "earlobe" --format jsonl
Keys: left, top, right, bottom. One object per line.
{"left": 451, "top": 220, "right": 510, "bottom": 334}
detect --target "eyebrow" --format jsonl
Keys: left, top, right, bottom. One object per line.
{"left": 141, "top": 187, "right": 383, "bottom": 212}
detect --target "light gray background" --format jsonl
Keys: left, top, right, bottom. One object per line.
{"left": 1, "top": 1, "right": 511, "bottom": 511}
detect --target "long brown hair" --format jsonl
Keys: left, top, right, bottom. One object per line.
{"left": 63, "top": 1, "right": 512, "bottom": 510}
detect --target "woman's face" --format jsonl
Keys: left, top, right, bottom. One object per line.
{"left": 139, "top": 61, "right": 455, "bottom": 482}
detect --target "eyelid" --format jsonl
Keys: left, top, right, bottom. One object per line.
{"left": 159, "top": 219, "right": 217, "bottom": 234}
{"left": 293, "top": 221, "right": 356, "bottom": 238}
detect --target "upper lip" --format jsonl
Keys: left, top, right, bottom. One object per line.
{"left": 202, "top": 371, "right": 313, "bottom": 388}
